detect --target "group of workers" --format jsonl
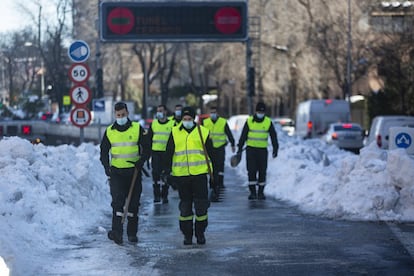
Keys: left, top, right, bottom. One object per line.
{"left": 100, "top": 101, "right": 279, "bottom": 246}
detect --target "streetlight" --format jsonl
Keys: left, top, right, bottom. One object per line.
{"left": 24, "top": 42, "right": 45, "bottom": 98}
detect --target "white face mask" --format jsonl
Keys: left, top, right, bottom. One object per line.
{"left": 156, "top": 112, "right": 164, "bottom": 119}
{"left": 175, "top": 110, "right": 182, "bottom": 117}
{"left": 116, "top": 117, "right": 128, "bottom": 126}
{"left": 256, "top": 113, "right": 265, "bottom": 119}
{"left": 210, "top": 113, "right": 217, "bottom": 120}
{"left": 182, "top": 121, "right": 194, "bottom": 129}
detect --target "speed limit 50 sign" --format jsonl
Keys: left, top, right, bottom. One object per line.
{"left": 68, "top": 63, "right": 90, "bottom": 83}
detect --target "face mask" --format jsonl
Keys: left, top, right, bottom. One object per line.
{"left": 156, "top": 112, "right": 164, "bottom": 119}
{"left": 256, "top": 113, "right": 265, "bottom": 119}
{"left": 175, "top": 110, "right": 182, "bottom": 117}
{"left": 182, "top": 121, "right": 194, "bottom": 129}
{"left": 210, "top": 113, "right": 217, "bottom": 120}
{"left": 116, "top": 116, "right": 128, "bottom": 126}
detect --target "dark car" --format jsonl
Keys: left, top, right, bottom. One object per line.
{"left": 323, "top": 123, "right": 364, "bottom": 153}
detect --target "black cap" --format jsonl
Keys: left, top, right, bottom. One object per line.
{"left": 256, "top": 102, "right": 266, "bottom": 112}
{"left": 182, "top": 106, "right": 196, "bottom": 118}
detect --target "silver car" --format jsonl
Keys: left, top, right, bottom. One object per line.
{"left": 323, "top": 123, "right": 364, "bottom": 153}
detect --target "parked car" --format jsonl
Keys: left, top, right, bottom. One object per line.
{"left": 273, "top": 117, "right": 295, "bottom": 136}
{"left": 365, "top": 115, "right": 414, "bottom": 149}
{"left": 323, "top": 123, "right": 364, "bottom": 153}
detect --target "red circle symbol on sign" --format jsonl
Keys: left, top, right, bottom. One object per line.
{"left": 68, "top": 63, "right": 90, "bottom": 84}
{"left": 107, "top": 7, "right": 134, "bottom": 35}
{"left": 214, "top": 7, "right": 241, "bottom": 34}
{"left": 70, "top": 85, "right": 92, "bottom": 105}
{"left": 70, "top": 107, "right": 92, "bottom": 128}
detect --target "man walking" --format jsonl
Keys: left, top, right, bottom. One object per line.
{"left": 237, "top": 102, "right": 279, "bottom": 200}
{"left": 100, "top": 102, "right": 150, "bottom": 244}
{"left": 165, "top": 106, "right": 213, "bottom": 245}
{"left": 148, "top": 104, "right": 175, "bottom": 203}
{"left": 202, "top": 106, "right": 235, "bottom": 201}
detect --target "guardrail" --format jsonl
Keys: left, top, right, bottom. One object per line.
{"left": 0, "top": 120, "right": 109, "bottom": 145}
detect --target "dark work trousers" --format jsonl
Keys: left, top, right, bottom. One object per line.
{"left": 210, "top": 146, "right": 225, "bottom": 190}
{"left": 109, "top": 167, "right": 142, "bottom": 237}
{"left": 246, "top": 147, "right": 268, "bottom": 185}
{"left": 151, "top": 151, "right": 169, "bottom": 201}
{"left": 177, "top": 174, "right": 209, "bottom": 238}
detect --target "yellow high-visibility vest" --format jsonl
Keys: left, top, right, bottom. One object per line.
{"left": 246, "top": 116, "right": 271, "bottom": 148}
{"left": 203, "top": 117, "right": 227, "bottom": 148}
{"left": 151, "top": 119, "right": 174, "bottom": 151}
{"left": 171, "top": 125, "right": 210, "bottom": 176}
{"left": 106, "top": 122, "right": 140, "bottom": 168}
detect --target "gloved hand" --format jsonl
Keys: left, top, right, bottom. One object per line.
{"left": 128, "top": 159, "right": 145, "bottom": 170}
{"left": 272, "top": 150, "right": 278, "bottom": 158}
{"left": 134, "top": 159, "right": 145, "bottom": 169}
{"left": 104, "top": 166, "right": 111, "bottom": 177}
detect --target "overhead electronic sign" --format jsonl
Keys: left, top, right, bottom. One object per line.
{"left": 100, "top": 1, "right": 248, "bottom": 42}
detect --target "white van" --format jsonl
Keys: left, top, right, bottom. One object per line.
{"left": 365, "top": 115, "right": 414, "bottom": 149}
{"left": 295, "top": 99, "right": 351, "bottom": 138}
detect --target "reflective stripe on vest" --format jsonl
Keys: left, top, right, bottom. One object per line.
{"left": 171, "top": 125, "right": 210, "bottom": 176}
{"left": 106, "top": 122, "right": 140, "bottom": 168}
{"left": 151, "top": 119, "right": 174, "bottom": 151}
{"left": 246, "top": 116, "right": 271, "bottom": 148}
{"left": 203, "top": 117, "right": 227, "bottom": 148}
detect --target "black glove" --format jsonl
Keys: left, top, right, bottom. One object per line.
{"left": 272, "top": 151, "right": 278, "bottom": 158}
{"left": 127, "top": 159, "right": 145, "bottom": 170}
{"left": 134, "top": 159, "right": 145, "bottom": 169}
{"left": 104, "top": 166, "right": 111, "bottom": 177}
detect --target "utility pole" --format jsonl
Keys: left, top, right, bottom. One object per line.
{"left": 346, "top": 0, "right": 352, "bottom": 101}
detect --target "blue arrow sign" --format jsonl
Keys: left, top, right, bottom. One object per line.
{"left": 395, "top": 132, "right": 412, "bottom": 149}
{"left": 68, "top": 40, "right": 90, "bottom": 63}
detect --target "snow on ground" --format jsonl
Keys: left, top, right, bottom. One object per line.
{"left": 1, "top": 127, "right": 414, "bottom": 274}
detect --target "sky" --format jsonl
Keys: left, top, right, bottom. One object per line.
{"left": 0, "top": 1, "right": 28, "bottom": 33}
{"left": 1, "top": 125, "right": 414, "bottom": 274}
{"left": 0, "top": 0, "right": 59, "bottom": 34}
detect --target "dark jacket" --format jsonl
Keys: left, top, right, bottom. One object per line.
{"left": 237, "top": 115, "right": 279, "bottom": 154}
{"left": 100, "top": 119, "right": 150, "bottom": 171}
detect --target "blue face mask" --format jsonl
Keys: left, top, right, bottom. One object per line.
{"left": 175, "top": 110, "right": 182, "bottom": 117}
{"left": 116, "top": 117, "right": 128, "bottom": 126}
{"left": 210, "top": 113, "right": 217, "bottom": 120}
{"left": 256, "top": 113, "right": 265, "bottom": 119}
{"left": 156, "top": 112, "right": 164, "bottom": 119}
{"left": 182, "top": 121, "right": 194, "bottom": 129}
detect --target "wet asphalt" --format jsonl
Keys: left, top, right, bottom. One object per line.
{"left": 127, "top": 168, "right": 414, "bottom": 275}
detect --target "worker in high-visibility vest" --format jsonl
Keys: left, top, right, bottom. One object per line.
{"left": 100, "top": 102, "right": 150, "bottom": 245}
{"left": 165, "top": 106, "right": 214, "bottom": 245}
{"left": 169, "top": 104, "right": 183, "bottom": 126}
{"left": 237, "top": 102, "right": 279, "bottom": 200}
{"left": 202, "top": 106, "right": 235, "bottom": 201}
{"left": 147, "top": 104, "right": 175, "bottom": 203}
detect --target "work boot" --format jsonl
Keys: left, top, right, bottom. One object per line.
{"left": 248, "top": 185, "right": 257, "bottom": 200}
{"left": 257, "top": 186, "right": 266, "bottom": 200}
{"left": 108, "top": 230, "right": 123, "bottom": 245}
{"left": 161, "top": 185, "right": 169, "bottom": 204}
{"left": 128, "top": 236, "right": 138, "bottom": 243}
{"left": 196, "top": 233, "right": 206, "bottom": 245}
{"left": 183, "top": 235, "right": 193, "bottom": 245}
{"left": 209, "top": 188, "right": 219, "bottom": 202}
{"left": 127, "top": 216, "right": 138, "bottom": 243}
{"left": 153, "top": 183, "right": 161, "bottom": 203}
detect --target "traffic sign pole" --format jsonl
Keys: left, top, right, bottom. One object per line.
{"left": 68, "top": 40, "right": 92, "bottom": 143}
